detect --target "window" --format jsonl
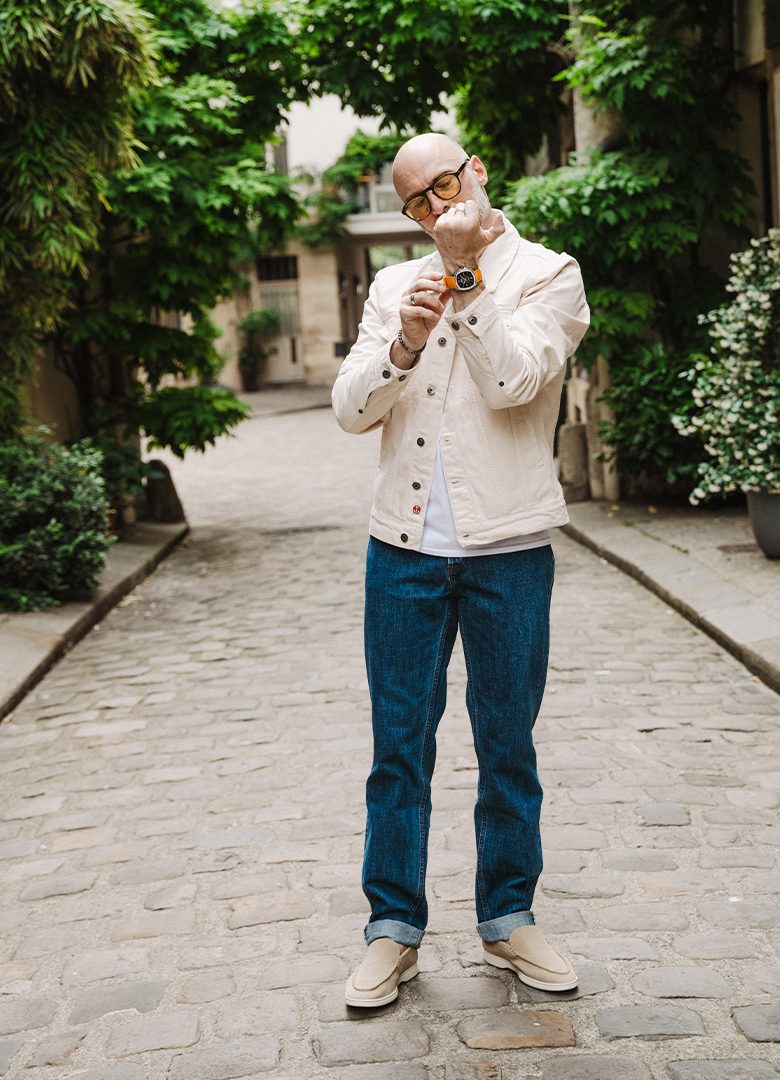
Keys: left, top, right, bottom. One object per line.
{"left": 257, "top": 255, "right": 298, "bottom": 281}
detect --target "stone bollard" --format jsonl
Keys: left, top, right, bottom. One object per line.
{"left": 145, "top": 459, "right": 186, "bottom": 523}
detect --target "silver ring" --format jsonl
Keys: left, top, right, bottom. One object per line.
{"left": 410, "top": 293, "right": 417, "bottom": 305}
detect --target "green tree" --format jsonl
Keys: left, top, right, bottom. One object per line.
{"left": 53, "top": 0, "right": 301, "bottom": 497}
{"left": 503, "top": 0, "right": 754, "bottom": 491}
{"left": 0, "top": 0, "right": 156, "bottom": 436}
{"left": 296, "top": 0, "right": 569, "bottom": 197}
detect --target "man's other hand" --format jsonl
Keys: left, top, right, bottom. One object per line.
{"left": 399, "top": 274, "right": 452, "bottom": 352}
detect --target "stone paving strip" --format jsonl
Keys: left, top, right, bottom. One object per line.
{"left": 0, "top": 522, "right": 188, "bottom": 721}
{"left": 0, "top": 409, "right": 778, "bottom": 1079}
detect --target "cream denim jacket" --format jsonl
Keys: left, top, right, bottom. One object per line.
{"left": 332, "top": 215, "right": 590, "bottom": 550}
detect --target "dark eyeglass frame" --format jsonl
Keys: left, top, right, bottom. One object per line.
{"left": 401, "top": 159, "right": 470, "bottom": 221}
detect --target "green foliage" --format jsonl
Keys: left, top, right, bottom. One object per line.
{"left": 503, "top": 0, "right": 754, "bottom": 492}
{"left": 296, "top": 1, "right": 568, "bottom": 190}
{"left": 52, "top": 0, "right": 300, "bottom": 497}
{"left": 237, "top": 307, "right": 283, "bottom": 385}
{"left": 297, "top": 0, "right": 460, "bottom": 130}
{"left": 0, "top": 0, "right": 156, "bottom": 434}
{"left": 238, "top": 308, "right": 283, "bottom": 336}
{"left": 674, "top": 231, "right": 780, "bottom": 501}
{"left": 136, "top": 385, "right": 250, "bottom": 459}
{"left": 320, "top": 131, "right": 410, "bottom": 187}
{"left": 299, "top": 130, "right": 409, "bottom": 249}
{"left": 0, "top": 432, "right": 114, "bottom": 611}
{"left": 598, "top": 342, "right": 704, "bottom": 488}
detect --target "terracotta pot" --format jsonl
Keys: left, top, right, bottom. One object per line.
{"left": 747, "top": 490, "right": 780, "bottom": 558}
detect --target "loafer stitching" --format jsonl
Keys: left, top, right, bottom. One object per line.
{"left": 354, "top": 950, "right": 413, "bottom": 992}
{"left": 501, "top": 946, "right": 571, "bottom": 976}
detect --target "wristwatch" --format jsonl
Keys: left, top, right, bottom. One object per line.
{"left": 443, "top": 266, "right": 483, "bottom": 291}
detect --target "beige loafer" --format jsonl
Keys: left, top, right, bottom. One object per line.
{"left": 345, "top": 938, "right": 419, "bottom": 1007}
{"left": 483, "top": 925, "right": 578, "bottom": 991}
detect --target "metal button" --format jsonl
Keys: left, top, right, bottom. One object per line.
{"left": 498, "top": 381, "right": 504, "bottom": 387}
{"left": 451, "top": 321, "right": 460, "bottom": 331}
{"left": 438, "top": 336, "right": 446, "bottom": 346}
{"left": 412, "top": 482, "right": 421, "bottom": 490}
{"left": 417, "top": 437, "right": 425, "bottom": 447}
{"left": 381, "top": 369, "right": 391, "bottom": 379}
{"left": 468, "top": 315, "right": 477, "bottom": 325}
{"left": 400, "top": 533, "right": 408, "bottom": 542}
{"left": 358, "top": 408, "right": 363, "bottom": 413}
{"left": 427, "top": 386, "right": 435, "bottom": 396}
{"left": 412, "top": 504, "right": 422, "bottom": 515}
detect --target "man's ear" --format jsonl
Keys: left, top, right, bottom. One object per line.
{"left": 470, "top": 155, "right": 488, "bottom": 187}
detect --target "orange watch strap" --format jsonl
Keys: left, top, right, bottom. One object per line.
{"left": 443, "top": 267, "right": 483, "bottom": 289}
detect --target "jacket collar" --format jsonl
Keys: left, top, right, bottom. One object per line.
{"left": 424, "top": 210, "right": 521, "bottom": 293}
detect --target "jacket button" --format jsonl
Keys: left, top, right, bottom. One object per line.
{"left": 438, "top": 336, "right": 446, "bottom": 346}
{"left": 358, "top": 408, "right": 364, "bottom": 413}
{"left": 412, "top": 504, "right": 422, "bottom": 514}
{"left": 412, "top": 481, "right": 421, "bottom": 490}
{"left": 498, "top": 381, "right": 505, "bottom": 387}
{"left": 400, "top": 533, "right": 408, "bottom": 542}
{"left": 417, "top": 437, "right": 425, "bottom": 446}
{"left": 468, "top": 315, "right": 477, "bottom": 325}
{"left": 427, "top": 386, "right": 435, "bottom": 396}
{"left": 399, "top": 374, "right": 406, "bottom": 381}
{"left": 381, "top": 369, "right": 391, "bottom": 379}
{"left": 451, "top": 321, "right": 460, "bottom": 331}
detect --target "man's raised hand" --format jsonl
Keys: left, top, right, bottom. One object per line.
{"left": 432, "top": 201, "right": 505, "bottom": 270}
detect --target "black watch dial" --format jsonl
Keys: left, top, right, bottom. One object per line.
{"left": 455, "top": 268, "right": 476, "bottom": 290}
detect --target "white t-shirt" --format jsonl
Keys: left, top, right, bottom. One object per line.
{"left": 419, "top": 436, "right": 551, "bottom": 557}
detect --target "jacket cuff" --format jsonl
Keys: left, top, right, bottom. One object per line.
{"left": 357, "top": 341, "right": 417, "bottom": 415}
{"left": 444, "top": 288, "right": 498, "bottom": 335}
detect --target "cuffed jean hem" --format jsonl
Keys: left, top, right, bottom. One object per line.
{"left": 476, "top": 909, "right": 536, "bottom": 942}
{"left": 364, "top": 919, "right": 425, "bottom": 948}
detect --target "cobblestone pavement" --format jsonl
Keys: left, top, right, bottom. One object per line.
{"left": 1, "top": 407, "right": 779, "bottom": 1080}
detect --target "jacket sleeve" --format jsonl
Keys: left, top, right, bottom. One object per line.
{"left": 331, "top": 272, "right": 420, "bottom": 434}
{"left": 444, "top": 252, "right": 590, "bottom": 410}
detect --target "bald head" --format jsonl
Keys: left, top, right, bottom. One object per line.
{"left": 392, "top": 132, "right": 491, "bottom": 231}
{"left": 392, "top": 133, "right": 468, "bottom": 189}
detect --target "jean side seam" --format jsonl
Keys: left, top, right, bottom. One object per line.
{"left": 410, "top": 602, "right": 454, "bottom": 916}
{"left": 460, "top": 628, "right": 489, "bottom": 919}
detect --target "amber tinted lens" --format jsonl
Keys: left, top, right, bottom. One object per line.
{"left": 432, "top": 172, "right": 461, "bottom": 199}
{"left": 403, "top": 195, "right": 431, "bottom": 221}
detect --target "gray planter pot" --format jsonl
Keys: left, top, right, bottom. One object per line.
{"left": 747, "top": 491, "right": 780, "bottom": 559}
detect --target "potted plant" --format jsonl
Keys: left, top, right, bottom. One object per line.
{"left": 674, "top": 229, "right": 780, "bottom": 558}
{"left": 237, "top": 308, "right": 283, "bottom": 391}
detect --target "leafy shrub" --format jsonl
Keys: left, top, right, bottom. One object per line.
{"left": 136, "top": 385, "right": 250, "bottom": 459}
{"left": 674, "top": 230, "right": 780, "bottom": 501}
{"left": 597, "top": 341, "right": 705, "bottom": 492}
{"left": 0, "top": 433, "right": 114, "bottom": 611}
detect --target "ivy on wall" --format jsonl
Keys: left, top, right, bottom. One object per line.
{"left": 503, "top": 1, "right": 755, "bottom": 492}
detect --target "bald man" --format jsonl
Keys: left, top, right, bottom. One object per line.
{"left": 332, "top": 134, "right": 590, "bottom": 1007}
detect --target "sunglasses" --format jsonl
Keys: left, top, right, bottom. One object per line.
{"left": 401, "top": 159, "right": 470, "bottom": 221}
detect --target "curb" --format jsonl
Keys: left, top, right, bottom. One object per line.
{"left": 561, "top": 519, "right": 780, "bottom": 696}
{"left": 0, "top": 521, "right": 188, "bottom": 721}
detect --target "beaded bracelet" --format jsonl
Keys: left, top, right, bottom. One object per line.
{"left": 396, "top": 329, "right": 426, "bottom": 359}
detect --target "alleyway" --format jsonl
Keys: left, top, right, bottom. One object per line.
{"left": 1, "top": 406, "right": 779, "bottom": 1080}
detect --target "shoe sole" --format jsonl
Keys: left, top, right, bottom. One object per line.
{"left": 483, "top": 950, "right": 578, "bottom": 992}
{"left": 344, "top": 963, "right": 419, "bottom": 1007}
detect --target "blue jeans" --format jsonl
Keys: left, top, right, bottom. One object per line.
{"left": 361, "top": 536, "right": 554, "bottom": 948}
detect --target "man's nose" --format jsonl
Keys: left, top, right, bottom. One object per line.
{"left": 427, "top": 191, "right": 452, "bottom": 216}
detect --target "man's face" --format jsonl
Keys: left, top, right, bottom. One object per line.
{"left": 396, "top": 154, "right": 491, "bottom": 235}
